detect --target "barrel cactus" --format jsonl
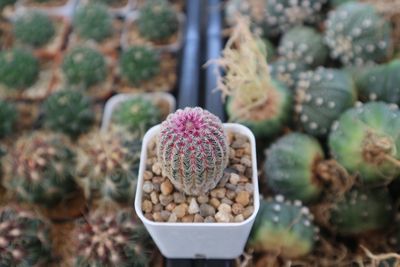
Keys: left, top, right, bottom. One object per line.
{"left": 137, "top": 0, "right": 179, "bottom": 42}
{"left": 43, "top": 90, "right": 95, "bottom": 138}
{"left": 0, "top": 48, "right": 39, "bottom": 90}
{"left": 157, "top": 107, "right": 229, "bottom": 196}
{"left": 295, "top": 68, "right": 356, "bottom": 137}
{"left": 3, "top": 133, "right": 77, "bottom": 207}
{"left": 329, "top": 102, "right": 400, "bottom": 184}
{"left": 14, "top": 11, "right": 55, "bottom": 48}
{"left": 0, "top": 100, "right": 17, "bottom": 138}
{"left": 270, "top": 59, "right": 309, "bottom": 91}
{"left": 248, "top": 195, "right": 319, "bottom": 259}
{"left": 0, "top": 206, "right": 52, "bottom": 267}
{"left": 73, "top": 3, "right": 113, "bottom": 42}
{"left": 324, "top": 2, "right": 392, "bottom": 66}
{"left": 119, "top": 46, "right": 160, "bottom": 86}
{"left": 62, "top": 46, "right": 107, "bottom": 88}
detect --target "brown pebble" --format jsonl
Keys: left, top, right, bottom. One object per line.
{"left": 229, "top": 173, "right": 240, "bottom": 185}
{"left": 235, "top": 191, "right": 250, "bottom": 206}
{"left": 152, "top": 176, "right": 165, "bottom": 184}
{"left": 199, "top": 204, "right": 216, "bottom": 217}
{"left": 144, "top": 213, "right": 153, "bottom": 221}
{"left": 218, "top": 203, "right": 232, "bottom": 214}
{"left": 153, "top": 203, "right": 163, "bottom": 212}
{"left": 150, "top": 192, "right": 159, "bottom": 204}
{"left": 244, "top": 143, "right": 251, "bottom": 155}
{"left": 168, "top": 213, "right": 177, "bottom": 222}
{"left": 234, "top": 214, "right": 245, "bottom": 222}
{"left": 221, "top": 198, "right": 233, "bottom": 205}
{"left": 143, "top": 170, "right": 153, "bottom": 180}
{"left": 194, "top": 214, "right": 204, "bottom": 222}
{"left": 215, "top": 211, "right": 230, "bottom": 223}
{"left": 161, "top": 210, "right": 171, "bottom": 221}
{"left": 232, "top": 203, "right": 244, "bottom": 215}
{"left": 159, "top": 194, "right": 173, "bottom": 206}
{"left": 226, "top": 190, "right": 236, "bottom": 200}
{"left": 165, "top": 203, "right": 176, "bottom": 211}
{"left": 142, "top": 200, "right": 153, "bottom": 213}
{"left": 232, "top": 164, "right": 246, "bottom": 174}
{"left": 210, "top": 188, "right": 226, "bottom": 199}
{"left": 245, "top": 168, "right": 253, "bottom": 179}
{"left": 153, "top": 212, "right": 163, "bottom": 222}
{"left": 188, "top": 198, "right": 200, "bottom": 214}
{"left": 173, "top": 204, "right": 188, "bottom": 218}
{"left": 243, "top": 206, "right": 254, "bottom": 219}
{"left": 235, "top": 148, "right": 245, "bottom": 158}
{"left": 240, "top": 156, "right": 252, "bottom": 167}
{"left": 161, "top": 180, "right": 174, "bottom": 195}
{"left": 152, "top": 162, "right": 162, "bottom": 175}
{"left": 239, "top": 175, "right": 249, "bottom": 183}
{"left": 197, "top": 195, "right": 209, "bottom": 204}
{"left": 173, "top": 192, "right": 186, "bottom": 203}
{"left": 209, "top": 198, "right": 221, "bottom": 209}
{"left": 204, "top": 216, "right": 216, "bottom": 223}
{"left": 182, "top": 215, "right": 194, "bottom": 223}
{"left": 142, "top": 181, "right": 154, "bottom": 193}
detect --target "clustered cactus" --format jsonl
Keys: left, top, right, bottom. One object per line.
{"left": 0, "top": 100, "right": 17, "bottom": 138}
{"left": 269, "top": 59, "right": 308, "bottom": 90}
{"left": 157, "top": 107, "right": 229, "bottom": 196}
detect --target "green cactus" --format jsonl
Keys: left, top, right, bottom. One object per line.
{"left": 73, "top": 3, "right": 113, "bottom": 42}
{"left": 0, "top": 48, "right": 39, "bottom": 90}
{"left": 270, "top": 59, "right": 309, "bottom": 91}
{"left": 0, "top": 206, "right": 52, "bottom": 267}
{"left": 14, "top": 11, "right": 55, "bottom": 48}
{"left": 329, "top": 102, "right": 400, "bottom": 184}
{"left": 328, "top": 187, "right": 393, "bottom": 235}
{"left": 330, "top": 0, "right": 355, "bottom": 8}
{"left": 278, "top": 26, "right": 328, "bottom": 68}
{"left": 137, "top": 0, "right": 179, "bottom": 42}
{"left": 324, "top": 2, "right": 392, "bottom": 66}
{"left": 248, "top": 195, "right": 318, "bottom": 258}
{"left": 43, "top": 90, "right": 95, "bottom": 138}
{"left": 295, "top": 68, "right": 356, "bottom": 137}
{"left": 261, "top": 38, "right": 275, "bottom": 62}
{"left": 62, "top": 46, "right": 107, "bottom": 88}
{"left": 0, "top": 0, "right": 16, "bottom": 10}
{"left": 0, "top": 100, "right": 17, "bottom": 138}
{"left": 3, "top": 132, "right": 77, "bottom": 207}
{"left": 119, "top": 46, "right": 160, "bottom": 85}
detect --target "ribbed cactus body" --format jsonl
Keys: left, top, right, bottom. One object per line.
{"left": 270, "top": 59, "right": 309, "bottom": 90}
{"left": 329, "top": 102, "right": 400, "bottom": 184}
{"left": 264, "top": 133, "right": 324, "bottom": 203}
{"left": 157, "top": 107, "right": 229, "bottom": 196}
{"left": 324, "top": 2, "right": 391, "bottom": 66}
{"left": 0, "top": 100, "right": 17, "bottom": 138}
{"left": 295, "top": 68, "right": 356, "bottom": 137}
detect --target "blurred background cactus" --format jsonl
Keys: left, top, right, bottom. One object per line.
{"left": 0, "top": 0, "right": 16, "bottom": 10}
{"left": 0, "top": 100, "right": 17, "bottom": 138}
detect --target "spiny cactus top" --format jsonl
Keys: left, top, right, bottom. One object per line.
{"left": 0, "top": 206, "right": 52, "bottom": 267}
{"left": 157, "top": 107, "right": 229, "bottom": 196}
{"left": 14, "top": 11, "right": 55, "bottom": 48}
{"left": 138, "top": 0, "right": 179, "bottom": 42}
{"left": 324, "top": 2, "right": 392, "bottom": 66}
{"left": 74, "top": 3, "right": 113, "bottom": 42}
{"left": 0, "top": 100, "right": 17, "bottom": 138}
{"left": 0, "top": 48, "right": 39, "bottom": 90}
{"left": 270, "top": 58, "right": 309, "bottom": 91}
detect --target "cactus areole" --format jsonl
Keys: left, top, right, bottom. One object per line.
{"left": 157, "top": 107, "right": 229, "bottom": 196}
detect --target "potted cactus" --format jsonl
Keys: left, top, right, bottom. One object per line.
{"left": 83, "top": 0, "right": 133, "bottom": 16}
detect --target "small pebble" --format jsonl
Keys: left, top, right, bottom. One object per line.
{"left": 161, "top": 180, "right": 173, "bottom": 195}
{"left": 142, "top": 181, "right": 154, "bottom": 193}
{"left": 152, "top": 162, "right": 162, "bottom": 175}
{"left": 225, "top": 184, "right": 237, "bottom": 192}
{"left": 165, "top": 203, "right": 176, "bottom": 211}
{"left": 197, "top": 195, "right": 209, "bottom": 204}
{"left": 232, "top": 164, "right": 246, "bottom": 174}
{"left": 161, "top": 210, "right": 171, "bottom": 221}
{"left": 240, "top": 156, "right": 252, "bottom": 167}
{"left": 243, "top": 206, "right": 254, "bottom": 219}
{"left": 143, "top": 170, "right": 153, "bottom": 180}
{"left": 153, "top": 183, "right": 161, "bottom": 192}
{"left": 209, "top": 198, "right": 221, "bottom": 209}
{"left": 150, "top": 192, "right": 159, "bottom": 204}
{"left": 245, "top": 183, "right": 253, "bottom": 193}
{"left": 168, "top": 213, "right": 177, "bottom": 222}
{"left": 245, "top": 168, "right": 252, "bottom": 178}
{"left": 153, "top": 203, "right": 162, "bottom": 212}
{"left": 188, "top": 198, "right": 200, "bottom": 214}
{"left": 226, "top": 190, "right": 236, "bottom": 200}
{"left": 199, "top": 204, "right": 216, "bottom": 217}
{"left": 144, "top": 213, "right": 153, "bottom": 221}
{"left": 173, "top": 192, "right": 186, "bottom": 203}
{"left": 234, "top": 214, "right": 244, "bottom": 222}
{"left": 182, "top": 215, "right": 194, "bottom": 223}
{"left": 142, "top": 200, "right": 153, "bottom": 213}
{"left": 244, "top": 143, "right": 251, "bottom": 155}
{"left": 152, "top": 176, "right": 164, "bottom": 184}
{"left": 235, "top": 148, "right": 244, "bottom": 158}
{"left": 232, "top": 203, "right": 244, "bottom": 215}
{"left": 215, "top": 211, "right": 230, "bottom": 223}
{"left": 221, "top": 198, "right": 233, "bottom": 205}
{"left": 239, "top": 175, "right": 249, "bottom": 183}
{"left": 159, "top": 194, "right": 173, "bottom": 206}
{"left": 210, "top": 188, "right": 226, "bottom": 199}
{"left": 204, "top": 216, "right": 216, "bottom": 223}
{"left": 231, "top": 138, "right": 246, "bottom": 149}
{"left": 194, "top": 214, "right": 204, "bottom": 222}
{"left": 235, "top": 191, "right": 250, "bottom": 206}
{"left": 218, "top": 203, "right": 232, "bottom": 213}
{"left": 229, "top": 173, "right": 240, "bottom": 185}
{"left": 173, "top": 204, "right": 187, "bottom": 218}
{"left": 153, "top": 212, "right": 163, "bottom": 222}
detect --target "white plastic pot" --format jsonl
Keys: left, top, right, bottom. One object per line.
{"left": 134, "top": 123, "right": 260, "bottom": 259}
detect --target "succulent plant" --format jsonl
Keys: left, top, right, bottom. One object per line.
{"left": 270, "top": 59, "right": 309, "bottom": 91}
{"left": 324, "top": 2, "right": 392, "bottom": 66}
{"left": 73, "top": 210, "right": 151, "bottom": 267}
{"left": 14, "top": 11, "right": 55, "bottom": 48}
{"left": 0, "top": 0, "right": 16, "bottom": 10}
{"left": 119, "top": 46, "right": 160, "bottom": 85}
{"left": 157, "top": 107, "right": 229, "bottom": 196}
{"left": 0, "top": 48, "right": 39, "bottom": 90}
{"left": 0, "top": 100, "right": 17, "bottom": 138}
{"left": 137, "top": 0, "right": 179, "bottom": 42}
{"left": 328, "top": 187, "right": 393, "bottom": 235}
{"left": 261, "top": 37, "right": 275, "bottom": 62}
{"left": 0, "top": 206, "right": 52, "bottom": 266}
{"left": 74, "top": 3, "right": 113, "bottom": 42}
{"left": 3, "top": 133, "right": 77, "bottom": 207}
{"left": 329, "top": 102, "right": 400, "bottom": 184}
{"left": 248, "top": 195, "right": 319, "bottom": 258}
{"left": 278, "top": 26, "right": 328, "bottom": 68}
{"left": 43, "top": 90, "right": 95, "bottom": 138}
{"left": 62, "top": 46, "right": 107, "bottom": 88}
{"left": 295, "top": 68, "right": 356, "bottom": 137}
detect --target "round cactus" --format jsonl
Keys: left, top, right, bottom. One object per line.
{"left": 329, "top": 102, "right": 400, "bottom": 184}
{"left": 137, "top": 0, "right": 179, "bottom": 42}
{"left": 0, "top": 100, "right": 17, "bottom": 138}
{"left": 73, "top": 3, "right": 113, "bottom": 42}
{"left": 248, "top": 195, "right": 319, "bottom": 258}
{"left": 43, "top": 90, "right": 95, "bottom": 138}
{"left": 14, "top": 11, "right": 55, "bottom": 48}
{"left": 0, "top": 206, "right": 52, "bottom": 267}
{"left": 324, "top": 2, "right": 392, "bottom": 66}
{"left": 295, "top": 68, "right": 356, "bottom": 137}
{"left": 278, "top": 26, "right": 328, "bottom": 68}
{"left": 0, "top": 48, "right": 39, "bottom": 90}
{"left": 73, "top": 210, "right": 151, "bottom": 267}
{"left": 3, "top": 133, "right": 77, "bottom": 207}
{"left": 62, "top": 46, "right": 107, "bottom": 88}
{"left": 119, "top": 46, "right": 160, "bottom": 85}
{"left": 328, "top": 187, "right": 393, "bottom": 235}
{"left": 157, "top": 107, "right": 229, "bottom": 196}
{"left": 270, "top": 59, "right": 309, "bottom": 91}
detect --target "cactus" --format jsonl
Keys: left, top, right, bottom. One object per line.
{"left": 270, "top": 59, "right": 309, "bottom": 91}
{"left": 73, "top": 210, "right": 151, "bottom": 267}
{"left": 330, "top": 0, "right": 355, "bottom": 8}
{"left": 14, "top": 11, "right": 55, "bottom": 48}
{"left": 74, "top": 3, "right": 112, "bottom": 42}
{"left": 324, "top": 2, "right": 392, "bottom": 66}
{"left": 3, "top": 132, "right": 77, "bottom": 207}
{"left": 295, "top": 68, "right": 356, "bottom": 137}
{"left": 261, "top": 37, "right": 275, "bottom": 62}
{"left": 0, "top": 206, "right": 52, "bottom": 266}
{"left": 278, "top": 26, "right": 328, "bottom": 68}
{"left": 329, "top": 102, "right": 400, "bottom": 184}
{"left": 0, "top": 48, "right": 39, "bottom": 90}
{"left": 111, "top": 97, "right": 162, "bottom": 138}
{"left": 157, "top": 107, "right": 229, "bottom": 196}
{"left": 0, "top": 100, "right": 17, "bottom": 138}
{"left": 62, "top": 46, "right": 107, "bottom": 88}
{"left": 137, "top": 0, "right": 179, "bottom": 42}
{"left": 43, "top": 90, "right": 95, "bottom": 138}
{"left": 0, "top": 0, "right": 16, "bottom": 10}
{"left": 328, "top": 187, "right": 393, "bottom": 235}
{"left": 119, "top": 46, "right": 160, "bottom": 86}
{"left": 248, "top": 195, "right": 318, "bottom": 258}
